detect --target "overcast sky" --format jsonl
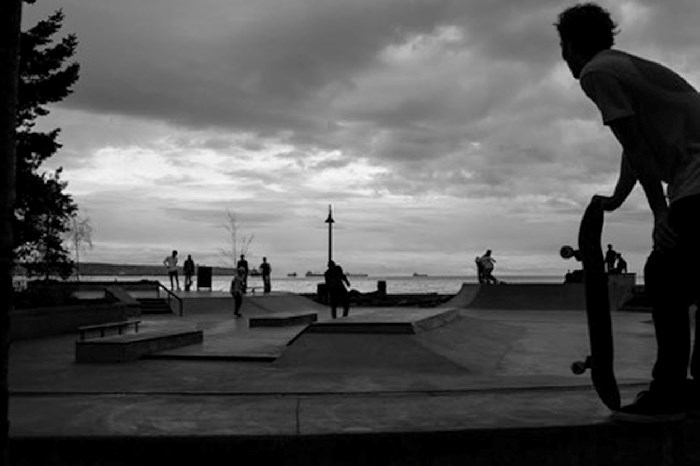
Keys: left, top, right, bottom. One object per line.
{"left": 21, "top": 0, "right": 700, "bottom": 277}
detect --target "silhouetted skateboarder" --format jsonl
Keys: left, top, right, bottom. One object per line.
{"left": 557, "top": 3, "right": 700, "bottom": 421}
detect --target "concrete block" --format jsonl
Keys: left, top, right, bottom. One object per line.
{"left": 249, "top": 312, "right": 317, "bottom": 328}
{"left": 75, "top": 330, "right": 203, "bottom": 363}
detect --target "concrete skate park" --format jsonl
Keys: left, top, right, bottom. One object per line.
{"left": 9, "top": 278, "right": 700, "bottom": 465}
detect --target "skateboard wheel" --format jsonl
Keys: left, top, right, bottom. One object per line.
{"left": 560, "top": 245, "right": 575, "bottom": 259}
{"left": 571, "top": 360, "right": 587, "bottom": 375}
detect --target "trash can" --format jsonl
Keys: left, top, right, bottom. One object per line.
{"left": 197, "top": 266, "right": 212, "bottom": 290}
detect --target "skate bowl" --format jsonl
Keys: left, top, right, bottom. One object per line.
{"left": 275, "top": 307, "right": 528, "bottom": 375}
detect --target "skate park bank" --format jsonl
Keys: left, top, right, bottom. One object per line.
{"left": 9, "top": 276, "right": 700, "bottom": 465}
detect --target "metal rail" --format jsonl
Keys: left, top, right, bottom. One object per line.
{"left": 156, "top": 282, "right": 183, "bottom": 316}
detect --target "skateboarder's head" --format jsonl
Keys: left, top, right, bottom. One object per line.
{"left": 556, "top": 3, "right": 618, "bottom": 78}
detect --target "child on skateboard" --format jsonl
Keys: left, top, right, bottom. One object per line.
{"left": 557, "top": 3, "right": 700, "bottom": 420}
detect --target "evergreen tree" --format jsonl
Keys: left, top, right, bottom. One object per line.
{"left": 15, "top": 9, "right": 80, "bottom": 279}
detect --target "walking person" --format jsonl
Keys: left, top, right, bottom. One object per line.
{"left": 230, "top": 267, "right": 245, "bottom": 318}
{"left": 557, "top": 3, "right": 700, "bottom": 420}
{"left": 260, "top": 256, "right": 272, "bottom": 293}
{"left": 163, "top": 250, "right": 179, "bottom": 291}
{"left": 324, "top": 260, "right": 351, "bottom": 319}
{"left": 183, "top": 254, "right": 195, "bottom": 291}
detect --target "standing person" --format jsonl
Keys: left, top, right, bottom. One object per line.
{"left": 230, "top": 267, "right": 245, "bottom": 318}
{"left": 478, "top": 250, "right": 499, "bottom": 285}
{"left": 183, "top": 254, "right": 195, "bottom": 291}
{"left": 324, "top": 260, "right": 351, "bottom": 319}
{"left": 557, "top": 3, "right": 700, "bottom": 420}
{"left": 236, "top": 254, "right": 249, "bottom": 294}
{"left": 163, "top": 250, "right": 179, "bottom": 291}
{"left": 605, "top": 244, "right": 618, "bottom": 273}
{"left": 259, "top": 256, "right": 271, "bottom": 293}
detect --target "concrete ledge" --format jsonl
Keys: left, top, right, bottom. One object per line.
{"left": 75, "top": 330, "right": 203, "bottom": 363}
{"left": 307, "top": 308, "right": 459, "bottom": 335}
{"left": 249, "top": 312, "right": 318, "bottom": 328}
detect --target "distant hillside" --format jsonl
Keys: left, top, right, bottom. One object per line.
{"left": 78, "top": 262, "right": 238, "bottom": 276}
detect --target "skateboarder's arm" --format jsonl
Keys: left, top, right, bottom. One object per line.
{"left": 608, "top": 116, "right": 676, "bottom": 249}
{"left": 597, "top": 153, "right": 636, "bottom": 211}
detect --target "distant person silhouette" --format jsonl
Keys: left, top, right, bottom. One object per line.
{"left": 605, "top": 244, "right": 618, "bottom": 273}
{"left": 615, "top": 253, "right": 628, "bottom": 274}
{"left": 230, "top": 267, "right": 245, "bottom": 317}
{"left": 259, "top": 256, "right": 271, "bottom": 293}
{"left": 475, "top": 256, "right": 485, "bottom": 284}
{"left": 324, "top": 260, "right": 351, "bottom": 319}
{"left": 477, "top": 250, "right": 499, "bottom": 285}
{"left": 183, "top": 254, "right": 195, "bottom": 291}
{"left": 237, "top": 254, "right": 249, "bottom": 294}
{"left": 163, "top": 250, "right": 179, "bottom": 291}
{"left": 557, "top": 3, "right": 700, "bottom": 420}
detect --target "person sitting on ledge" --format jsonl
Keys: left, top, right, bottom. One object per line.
{"left": 615, "top": 253, "right": 628, "bottom": 274}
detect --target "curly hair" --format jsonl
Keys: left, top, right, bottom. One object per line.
{"left": 556, "top": 3, "right": 619, "bottom": 57}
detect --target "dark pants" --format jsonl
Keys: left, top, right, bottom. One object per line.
{"left": 329, "top": 288, "right": 350, "bottom": 319}
{"left": 168, "top": 271, "right": 179, "bottom": 290}
{"left": 263, "top": 275, "right": 271, "bottom": 293}
{"left": 645, "top": 194, "right": 700, "bottom": 393}
{"left": 232, "top": 292, "right": 242, "bottom": 315}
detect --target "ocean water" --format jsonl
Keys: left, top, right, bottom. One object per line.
{"left": 78, "top": 274, "right": 569, "bottom": 295}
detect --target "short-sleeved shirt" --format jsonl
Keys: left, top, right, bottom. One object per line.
{"left": 164, "top": 256, "right": 178, "bottom": 272}
{"left": 580, "top": 49, "right": 700, "bottom": 203}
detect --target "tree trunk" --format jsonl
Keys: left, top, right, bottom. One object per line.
{"left": 0, "top": 1, "right": 23, "bottom": 464}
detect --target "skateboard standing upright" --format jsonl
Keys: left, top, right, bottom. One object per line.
{"left": 561, "top": 198, "right": 621, "bottom": 410}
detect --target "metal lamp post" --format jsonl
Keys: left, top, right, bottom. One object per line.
{"left": 324, "top": 204, "right": 334, "bottom": 265}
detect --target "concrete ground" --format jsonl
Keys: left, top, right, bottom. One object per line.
{"left": 8, "top": 291, "right": 700, "bottom": 465}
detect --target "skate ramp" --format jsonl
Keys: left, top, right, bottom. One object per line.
{"left": 440, "top": 283, "right": 480, "bottom": 308}
{"left": 439, "top": 282, "right": 585, "bottom": 311}
{"left": 468, "top": 284, "right": 585, "bottom": 310}
{"left": 442, "top": 276, "right": 634, "bottom": 311}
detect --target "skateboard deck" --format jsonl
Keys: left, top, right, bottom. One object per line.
{"left": 561, "top": 198, "right": 621, "bottom": 410}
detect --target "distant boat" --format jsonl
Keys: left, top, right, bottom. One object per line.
{"left": 412, "top": 273, "right": 428, "bottom": 277}
{"left": 287, "top": 272, "right": 297, "bottom": 277}
{"left": 305, "top": 271, "right": 324, "bottom": 277}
